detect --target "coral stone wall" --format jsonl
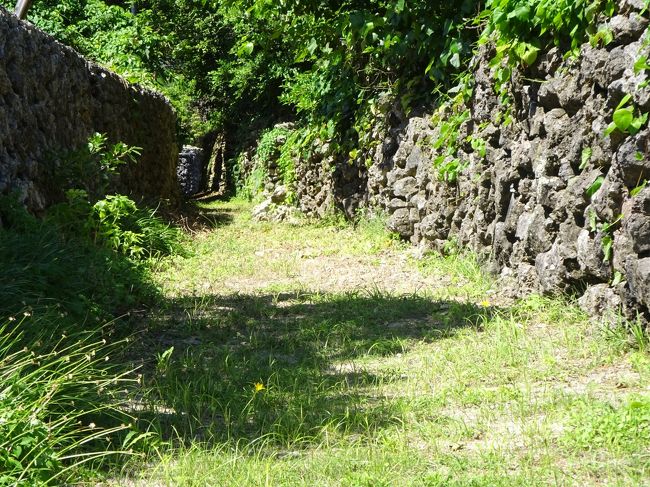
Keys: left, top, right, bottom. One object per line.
{"left": 262, "top": 1, "right": 650, "bottom": 321}
{"left": 366, "top": 3, "right": 650, "bottom": 320}
{"left": 0, "top": 8, "right": 179, "bottom": 212}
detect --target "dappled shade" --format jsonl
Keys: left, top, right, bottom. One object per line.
{"left": 124, "top": 290, "right": 499, "bottom": 446}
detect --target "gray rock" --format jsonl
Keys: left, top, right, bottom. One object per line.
{"left": 580, "top": 44, "right": 610, "bottom": 88}
{"left": 516, "top": 205, "right": 553, "bottom": 255}
{"left": 613, "top": 128, "right": 650, "bottom": 188}
{"left": 409, "top": 207, "right": 421, "bottom": 223}
{"left": 405, "top": 146, "right": 426, "bottom": 176}
{"left": 410, "top": 191, "right": 427, "bottom": 211}
{"left": 578, "top": 284, "right": 622, "bottom": 317}
{"left": 623, "top": 186, "right": 650, "bottom": 254}
{"left": 621, "top": 0, "right": 646, "bottom": 12}
{"left": 576, "top": 229, "right": 611, "bottom": 280}
{"left": 418, "top": 213, "right": 449, "bottom": 241}
{"left": 605, "top": 46, "right": 631, "bottom": 86}
{"left": 387, "top": 198, "right": 408, "bottom": 209}
{"left": 537, "top": 80, "right": 561, "bottom": 110}
{"left": 563, "top": 169, "right": 604, "bottom": 214}
{"left": 252, "top": 199, "right": 273, "bottom": 221}
{"left": 492, "top": 221, "right": 512, "bottom": 262}
{"left": 387, "top": 168, "right": 408, "bottom": 187}
{"left": 591, "top": 174, "right": 625, "bottom": 222}
{"left": 538, "top": 75, "right": 588, "bottom": 115}
{"left": 388, "top": 208, "right": 412, "bottom": 236}
{"left": 535, "top": 241, "right": 578, "bottom": 294}
{"left": 515, "top": 263, "right": 541, "bottom": 293}
{"left": 535, "top": 176, "right": 565, "bottom": 208}
{"left": 271, "top": 185, "right": 288, "bottom": 204}
{"left": 608, "top": 14, "right": 649, "bottom": 45}
{"left": 626, "top": 256, "right": 650, "bottom": 306}
{"left": 625, "top": 213, "right": 650, "bottom": 254}
{"left": 613, "top": 227, "right": 636, "bottom": 274}
{"left": 393, "top": 177, "right": 419, "bottom": 199}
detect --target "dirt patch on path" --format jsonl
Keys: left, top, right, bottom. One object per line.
{"left": 220, "top": 251, "right": 456, "bottom": 295}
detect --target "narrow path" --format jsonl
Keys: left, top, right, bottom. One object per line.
{"left": 115, "top": 200, "right": 650, "bottom": 487}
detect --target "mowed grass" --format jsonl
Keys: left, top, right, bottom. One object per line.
{"left": 114, "top": 199, "right": 650, "bottom": 486}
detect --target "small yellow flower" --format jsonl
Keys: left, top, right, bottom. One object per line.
{"left": 254, "top": 382, "right": 265, "bottom": 392}
{"left": 480, "top": 300, "right": 490, "bottom": 308}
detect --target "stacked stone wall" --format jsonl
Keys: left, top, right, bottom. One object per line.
{"left": 263, "top": 0, "right": 650, "bottom": 320}
{"left": 0, "top": 8, "right": 179, "bottom": 212}
{"left": 367, "top": 2, "right": 650, "bottom": 320}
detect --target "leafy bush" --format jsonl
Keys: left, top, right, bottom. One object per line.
{"left": 47, "top": 134, "right": 184, "bottom": 260}
{"left": 56, "top": 133, "right": 140, "bottom": 203}
{"left": 481, "top": 0, "right": 616, "bottom": 104}
{"left": 47, "top": 189, "right": 184, "bottom": 260}
{"left": 0, "top": 198, "right": 156, "bottom": 325}
{"left": 87, "top": 193, "right": 183, "bottom": 259}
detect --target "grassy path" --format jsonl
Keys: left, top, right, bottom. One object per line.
{"left": 114, "top": 199, "right": 650, "bottom": 486}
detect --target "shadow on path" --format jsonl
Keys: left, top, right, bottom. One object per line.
{"left": 124, "top": 290, "right": 501, "bottom": 447}
{"left": 170, "top": 199, "right": 237, "bottom": 232}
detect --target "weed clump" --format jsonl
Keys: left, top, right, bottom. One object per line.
{"left": 0, "top": 314, "right": 143, "bottom": 485}
{"left": 0, "top": 135, "right": 186, "bottom": 483}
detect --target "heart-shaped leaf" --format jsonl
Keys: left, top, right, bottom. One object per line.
{"left": 613, "top": 107, "right": 634, "bottom": 131}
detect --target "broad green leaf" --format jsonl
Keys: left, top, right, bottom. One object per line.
{"left": 612, "top": 271, "right": 624, "bottom": 286}
{"left": 514, "top": 42, "right": 539, "bottom": 66}
{"left": 425, "top": 57, "right": 436, "bottom": 74}
{"left": 585, "top": 1, "right": 599, "bottom": 22}
{"left": 450, "top": 52, "right": 461, "bottom": 69}
{"left": 601, "top": 234, "right": 613, "bottom": 262}
{"left": 507, "top": 5, "right": 530, "bottom": 21}
{"left": 631, "top": 180, "right": 648, "bottom": 197}
{"left": 496, "top": 66, "right": 511, "bottom": 84}
{"left": 237, "top": 41, "right": 254, "bottom": 56}
{"left": 630, "top": 112, "right": 648, "bottom": 134}
{"left": 604, "top": 121, "right": 617, "bottom": 136}
{"left": 616, "top": 94, "right": 632, "bottom": 110}
{"left": 362, "top": 21, "right": 375, "bottom": 37}
{"left": 613, "top": 107, "right": 634, "bottom": 131}
{"left": 589, "top": 211, "right": 598, "bottom": 232}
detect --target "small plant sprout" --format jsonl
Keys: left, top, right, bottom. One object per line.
{"left": 156, "top": 346, "right": 174, "bottom": 374}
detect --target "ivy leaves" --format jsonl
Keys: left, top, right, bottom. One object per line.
{"left": 604, "top": 94, "right": 649, "bottom": 136}
{"left": 483, "top": 0, "right": 616, "bottom": 103}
